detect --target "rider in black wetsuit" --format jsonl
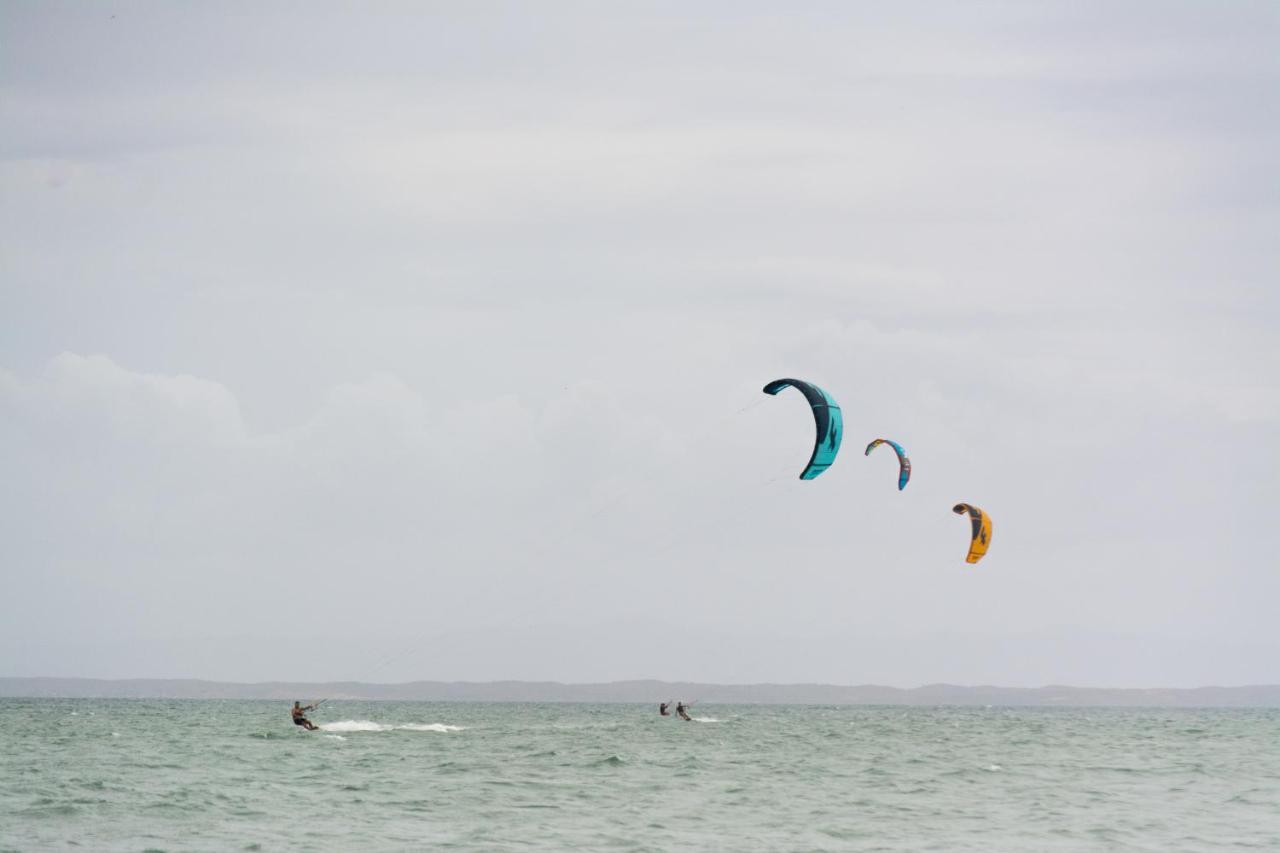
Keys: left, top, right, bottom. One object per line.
{"left": 291, "top": 702, "right": 318, "bottom": 731}
{"left": 659, "top": 702, "right": 671, "bottom": 716}
{"left": 675, "top": 702, "right": 692, "bottom": 721}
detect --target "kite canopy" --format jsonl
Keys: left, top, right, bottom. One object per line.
{"left": 865, "top": 438, "right": 911, "bottom": 490}
{"left": 762, "top": 378, "right": 843, "bottom": 480}
{"left": 952, "top": 503, "right": 992, "bottom": 564}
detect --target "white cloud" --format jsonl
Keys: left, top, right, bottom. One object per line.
{"left": 2, "top": 352, "right": 246, "bottom": 445}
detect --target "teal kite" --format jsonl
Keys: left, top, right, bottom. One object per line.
{"left": 763, "top": 378, "right": 842, "bottom": 479}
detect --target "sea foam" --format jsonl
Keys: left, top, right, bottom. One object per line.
{"left": 318, "top": 720, "right": 464, "bottom": 733}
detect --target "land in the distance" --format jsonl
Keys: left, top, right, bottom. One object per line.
{"left": 2, "top": 678, "right": 1278, "bottom": 707}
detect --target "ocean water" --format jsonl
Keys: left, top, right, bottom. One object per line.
{"left": 1, "top": 700, "right": 1277, "bottom": 852}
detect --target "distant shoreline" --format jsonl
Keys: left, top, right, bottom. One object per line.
{"left": 2, "top": 677, "right": 1278, "bottom": 707}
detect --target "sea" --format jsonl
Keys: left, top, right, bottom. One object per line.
{"left": 1, "top": 699, "right": 1277, "bottom": 852}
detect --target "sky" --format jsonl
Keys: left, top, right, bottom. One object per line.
{"left": 2, "top": 1, "right": 1277, "bottom": 687}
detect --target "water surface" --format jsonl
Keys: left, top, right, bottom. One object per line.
{"left": 1, "top": 700, "right": 1277, "bottom": 851}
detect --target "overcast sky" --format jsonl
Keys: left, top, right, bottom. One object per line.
{"left": 2, "top": 1, "right": 1277, "bottom": 687}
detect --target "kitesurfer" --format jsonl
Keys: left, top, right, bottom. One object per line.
{"left": 675, "top": 701, "right": 692, "bottom": 721}
{"left": 659, "top": 702, "right": 671, "bottom": 716}
{"left": 291, "top": 701, "right": 319, "bottom": 731}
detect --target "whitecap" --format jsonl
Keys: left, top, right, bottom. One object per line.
{"left": 324, "top": 734, "right": 347, "bottom": 741}
{"left": 691, "top": 717, "right": 720, "bottom": 723}
{"left": 986, "top": 764, "right": 1002, "bottom": 772}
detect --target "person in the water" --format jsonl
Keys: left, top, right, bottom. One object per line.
{"left": 659, "top": 702, "right": 671, "bottom": 716}
{"left": 291, "top": 701, "right": 318, "bottom": 731}
{"left": 675, "top": 701, "right": 692, "bottom": 721}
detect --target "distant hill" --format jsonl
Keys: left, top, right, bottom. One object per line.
{"left": 2, "top": 678, "right": 1278, "bottom": 706}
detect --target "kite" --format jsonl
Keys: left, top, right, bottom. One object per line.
{"left": 762, "top": 378, "right": 843, "bottom": 480}
{"left": 952, "top": 503, "right": 992, "bottom": 564}
{"left": 865, "top": 439, "right": 911, "bottom": 490}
